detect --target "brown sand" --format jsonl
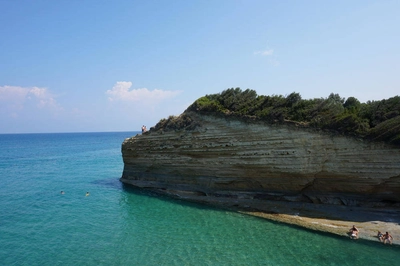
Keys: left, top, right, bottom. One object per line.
{"left": 237, "top": 199, "right": 399, "bottom": 245}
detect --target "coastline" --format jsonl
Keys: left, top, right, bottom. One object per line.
{"left": 121, "top": 179, "right": 399, "bottom": 246}
{"left": 240, "top": 200, "right": 400, "bottom": 246}
{"left": 162, "top": 188, "right": 400, "bottom": 245}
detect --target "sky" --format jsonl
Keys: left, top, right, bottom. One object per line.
{"left": 1, "top": 0, "right": 399, "bottom": 133}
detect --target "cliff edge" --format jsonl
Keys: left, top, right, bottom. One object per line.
{"left": 120, "top": 111, "right": 400, "bottom": 243}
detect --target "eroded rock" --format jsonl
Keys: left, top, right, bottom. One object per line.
{"left": 121, "top": 112, "right": 400, "bottom": 208}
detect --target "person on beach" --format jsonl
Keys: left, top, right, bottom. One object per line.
{"left": 349, "top": 225, "right": 359, "bottom": 239}
{"left": 377, "top": 231, "right": 384, "bottom": 242}
{"left": 383, "top": 232, "right": 393, "bottom": 245}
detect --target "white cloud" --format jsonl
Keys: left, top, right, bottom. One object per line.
{"left": 106, "top": 81, "right": 181, "bottom": 104}
{"left": 254, "top": 47, "right": 280, "bottom": 66}
{"left": 29, "top": 87, "right": 46, "bottom": 97}
{"left": 254, "top": 48, "right": 274, "bottom": 56}
{"left": 0, "top": 85, "right": 29, "bottom": 102}
{"left": 0, "top": 85, "right": 61, "bottom": 116}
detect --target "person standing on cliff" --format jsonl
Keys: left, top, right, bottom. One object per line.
{"left": 141, "top": 125, "right": 146, "bottom": 133}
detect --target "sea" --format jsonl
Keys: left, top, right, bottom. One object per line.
{"left": 0, "top": 132, "right": 398, "bottom": 266}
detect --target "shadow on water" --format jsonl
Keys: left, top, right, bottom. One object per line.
{"left": 121, "top": 182, "right": 222, "bottom": 213}
{"left": 120, "top": 182, "right": 400, "bottom": 252}
{"left": 91, "top": 177, "right": 231, "bottom": 216}
{"left": 91, "top": 177, "right": 124, "bottom": 190}
{"left": 92, "top": 176, "right": 399, "bottom": 252}
{"left": 120, "top": 181, "right": 400, "bottom": 225}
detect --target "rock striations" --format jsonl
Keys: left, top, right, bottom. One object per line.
{"left": 121, "top": 111, "right": 400, "bottom": 211}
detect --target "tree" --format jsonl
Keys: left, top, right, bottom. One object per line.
{"left": 344, "top": 97, "right": 361, "bottom": 112}
{"left": 285, "top": 92, "right": 302, "bottom": 107}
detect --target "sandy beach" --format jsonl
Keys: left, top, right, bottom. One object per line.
{"left": 238, "top": 199, "right": 400, "bottom": 246}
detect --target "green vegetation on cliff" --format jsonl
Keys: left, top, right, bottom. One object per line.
{"left": 156, "top": 88, "right": 400, "bottom": 145}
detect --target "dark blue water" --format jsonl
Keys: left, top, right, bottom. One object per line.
{"left": 0, "top": 132, "right": 398, "bottom": 265}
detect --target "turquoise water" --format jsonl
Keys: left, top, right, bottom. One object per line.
{"left": 0, "top": 132, "right": 398, "bottom": 266}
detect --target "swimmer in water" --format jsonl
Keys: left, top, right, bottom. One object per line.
{"left": 61, "top": 191, "right": 65, "bottom": 194}
{"left": 86, "top": 192, "right": 90, "bottom": 196}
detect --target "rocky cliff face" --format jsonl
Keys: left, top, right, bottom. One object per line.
{"left": 120, "top": 112, "right": 400, "bottom": 209}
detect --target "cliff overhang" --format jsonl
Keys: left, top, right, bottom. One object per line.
{"left": 120, "top": 111, "right": 400, "bottom": 211}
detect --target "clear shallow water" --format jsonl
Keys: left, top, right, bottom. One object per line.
{"left": 0, "top": 132, "right": 398, "bottom": 266}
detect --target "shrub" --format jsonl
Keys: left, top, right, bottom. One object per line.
{"left": 176, "top": 88, "right": 399, "bottom": 146}
{"left": 369, "top": 116, "right": 400, "bottom": 144}
{"left": 154, "top": 114, "right": 199, "bottom": 132}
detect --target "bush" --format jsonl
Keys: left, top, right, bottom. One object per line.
{"left": 369, "top": 116, "right": 400, "bottom": 144}
{"left": 187, "top": 96, "right": 225, "bottom": 113}
{"left": 179, "top": 88, "right": 399, "bottom": 146}
{"left": 154, "top": 114, "right": 199, "bottom": 132}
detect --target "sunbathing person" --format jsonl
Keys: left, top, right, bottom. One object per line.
{"left": 377, "top": 231, "right": 384, "bottom": 242}
{"left": 349, "top": 225, "right": 359, "bottom": 239}
{"left": 383, "top": 232, "right": 393, "bottom": 245}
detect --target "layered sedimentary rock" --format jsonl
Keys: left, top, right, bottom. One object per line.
{"left": 121, "top": 112, "right": 400, "bottom": 208}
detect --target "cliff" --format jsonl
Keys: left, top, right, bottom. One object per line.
{"left": 120, "top": 111, "right": 400, "bottom": 209}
